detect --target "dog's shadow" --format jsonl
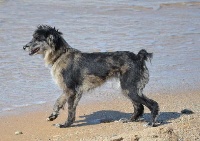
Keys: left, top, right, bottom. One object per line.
{"left": 73, "top": 110, "right": 181, "bottom": 127}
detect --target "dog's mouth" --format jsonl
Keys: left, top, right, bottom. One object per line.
{"left": 29, "top": 47, "right": 40, "bottom": 55}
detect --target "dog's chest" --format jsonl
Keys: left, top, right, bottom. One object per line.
{"left": 51, "top": 68, "right": 62, "bottom": 87}
{"left": 50, "top": 62, "right": 67, "bottom": 89}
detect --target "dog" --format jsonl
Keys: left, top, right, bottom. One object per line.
{"left": 23, "top": 25, "right": 159, "bottom": 128}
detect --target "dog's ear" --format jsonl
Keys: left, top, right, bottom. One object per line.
{"left": 47, "top": 34, "right": 54, "bottom": 46}
{"left": 47, "top": 34, "right": 59, "bottom": 51}
{"left": 47, "top": 32, "right": 62, "bottom": 51}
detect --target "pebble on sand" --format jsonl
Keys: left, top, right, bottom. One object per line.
{"left": 15, "top": 131, "right": 23, "bottom": 135}
{"left": 181, "top": 109, "right": 194, "bottom": 114}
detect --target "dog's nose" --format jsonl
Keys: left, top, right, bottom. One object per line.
{"left": 23, "top": 45, "right": 28, "bottom": 50}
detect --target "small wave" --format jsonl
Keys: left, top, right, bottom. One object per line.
{"left": 159, "top": 2, "right": 200, "bottom": 9}
{"left": 0, "top": 101, "right": 47, "bottom": 113}
{"left": 13, "top": 103, "right": 31, "bottom": 108}
{"left": 32, "top": 101, "right": 46, "bottom": 105}
{"left": 1, "top": 107, "right": 15, "bottom": 112}
{"left": 128, "top": 1, "right": 200, "bottom": 11}
{"left": 13, "top": 101, "right": 46, "bottom": 108}
{"left": 130, "top": 5, "right": 153, "bottom": 11}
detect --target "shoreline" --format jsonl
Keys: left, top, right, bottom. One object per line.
{"left": 1, "top": 87, "right": 199, "bottom": 117}
{"left": 0, "top": 92, "right": 199, "bottom": 141}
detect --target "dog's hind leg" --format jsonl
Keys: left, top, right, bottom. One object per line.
{"left": 128, "top": 90, "right": 159, "bottom": 126}
{"left": 121, "top": 88, "right": 144, "bottom": 122}
{"left": 140, "top": 95, "right": 159, "bottom": 126}
{"left": 47, "top": 92, "right": 68, "bottom": 121}
{"left": 130, "top": 101, "right": 144, "bottom": 121}
{"left": 120, "top": 71, "right": 159, "bottom": 126}
{"left": 124, "top": 89, "right": 159, "bottom": 126}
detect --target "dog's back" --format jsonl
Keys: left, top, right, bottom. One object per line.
{"left": 54, "top": 50, "right": 151, "bottom": 91}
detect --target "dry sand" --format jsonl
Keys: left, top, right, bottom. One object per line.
{"left": 0, "top": 91, "right": 199, "bottom": 141}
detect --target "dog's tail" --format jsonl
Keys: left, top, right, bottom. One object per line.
{"left": 137, "top": 49, "right": 153, "bottom": 63}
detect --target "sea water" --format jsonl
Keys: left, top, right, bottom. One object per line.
{"left": 0, "top": 0, "right": 200, "bottom": 114}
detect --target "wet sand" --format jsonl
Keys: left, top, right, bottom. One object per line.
{"left": 0, "top": 91, "right": 199, "bottom": 141}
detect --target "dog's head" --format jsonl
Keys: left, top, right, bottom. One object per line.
{"left": 23, "top": 25, "right": 64, "bottom": 56}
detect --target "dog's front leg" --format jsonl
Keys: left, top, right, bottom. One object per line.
{"left": 47, "top": 93, "right": 67, "bottom": 121}
{"left": 55, "top": 95, "right": 76, "bottom": 128}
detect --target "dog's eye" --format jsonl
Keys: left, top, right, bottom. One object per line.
{"left": 34, "top": 37, "right": 39, "bottom": 40}
{"left": 36, "top": 36, "right": 46, "bottom": 41}
{"left": 35, "top": 37, "right": 43, "bottom": 41}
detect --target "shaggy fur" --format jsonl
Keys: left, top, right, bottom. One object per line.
{"left": 23, "top": 25, "right": 159, "bottom": 128}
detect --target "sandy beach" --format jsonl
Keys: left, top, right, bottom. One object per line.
{"left": 0, "top": 0, "right": 200, "bottom": 141}
{"left": 0, "top": 91, "right": 199, "bottom": 141}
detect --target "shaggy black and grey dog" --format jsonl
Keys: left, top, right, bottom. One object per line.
{"left": 23, "top": 25, "right": 159, "bottom": 128}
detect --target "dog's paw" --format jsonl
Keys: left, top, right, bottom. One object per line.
{"left": 46, "top": 114, "right": 58, "bottom": 121}
{"left": 53, "top": 123, "right": 71, "bottom": 128}
{"left": 135, "top": 117, "right": 145, "bottom": 122}
{"left": 143, "top": 122, "right": 157, "bottom": 127}
{"left": 117, "top": 118, "right": 130, "bottom": 123}
{"left": 53, "top": 123, "right": 62, "bottom": 128}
